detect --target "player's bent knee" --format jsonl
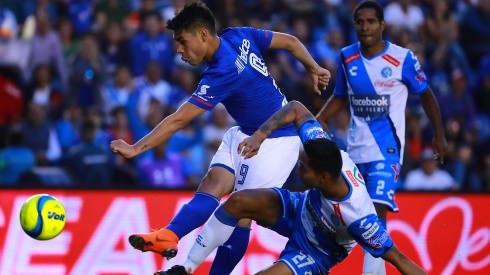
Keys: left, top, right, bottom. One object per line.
{"left": 198, "top": 167, "right": 235, "bottom": 198}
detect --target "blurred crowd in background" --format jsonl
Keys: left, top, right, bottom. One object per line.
{"left": 0, "top": 0, "right": 489, "bottom": 192}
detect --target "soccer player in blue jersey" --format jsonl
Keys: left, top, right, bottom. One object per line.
{"left": 315, "top": 1, "right": 447, "bottom": 274}
{"left": 110, "top": 1, "right": 330, "bottom": 273}
{"left": 156, "top": 100, "right": 427, "bottom": 275}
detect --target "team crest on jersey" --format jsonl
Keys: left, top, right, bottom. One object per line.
{"left": 381, "top": 67, "right": 392, "bottom": 78}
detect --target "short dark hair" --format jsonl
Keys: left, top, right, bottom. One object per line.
{"left": 354, "top": 0, "right": 384, "bottom": 22}
{"left": 303, "top": 138, "right": 342, "bottom": 178}
{"left": 166, "top": 0, "right": 216, "bottom": 34}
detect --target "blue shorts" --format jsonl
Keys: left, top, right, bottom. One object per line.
{"left": 356, "top": 161, "right": 400, "bottom": 212}
{"left": 267, "top": 188, "right": 336, "bottom": 274}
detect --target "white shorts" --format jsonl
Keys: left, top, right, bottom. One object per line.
{"left": 210, "top": 126, "right": 301, "bottom": 192}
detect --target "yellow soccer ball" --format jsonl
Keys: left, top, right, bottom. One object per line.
{"left": 19, "top": 194, "right": 66, "bottom": 240}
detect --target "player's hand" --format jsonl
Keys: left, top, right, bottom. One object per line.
{"left": 237, "top": 134, "right": 264, "bottom": 159}
{"left": 432, "top": 135, "right": 448, "bottom": 164}
{"left": 110, "top": 139, "right": 137, "bottom": 158}
{"left": 309, "top": 66, "right": 331, "bottom": 95}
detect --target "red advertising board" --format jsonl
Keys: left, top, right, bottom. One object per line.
{"left": 0, "top": 190, "right": 489, "bottom": 275}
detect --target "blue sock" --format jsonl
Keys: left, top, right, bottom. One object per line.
{"left": 209, "top": 226, "right": 251, "bottom": 275}
{"left": 166, "top": 192, "right": 219, "bottom": 239}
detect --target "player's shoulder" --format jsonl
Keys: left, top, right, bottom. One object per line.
{"left": 386, "top": 42, "right": 411, "bottom": 58}
{"left": 339, "top": 43, "right": 361, "bottom": 64}
{"left": 340, "top": 43, "right": 360, "bottom": 56}
{"left": 220, "top": 27, "right": 255, "bottom": 38}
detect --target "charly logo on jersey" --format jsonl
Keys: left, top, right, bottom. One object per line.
{"left": 359, "top": 217, "right": 372, "bottom": 230}
{"left": 350, "top": 94, "right": 390, "bottom": 121}
{"left": 381, "top": 67, "right": 392, "bottom": 78}
{"left": 349, "top": 66, "right": 358, "bottom": 76}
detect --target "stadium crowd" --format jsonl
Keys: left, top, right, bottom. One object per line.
{"left": 0, "top": 0, "right": 489, "bottom": 192}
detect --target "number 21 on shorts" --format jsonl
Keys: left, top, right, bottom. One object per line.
{"left": 292, "top": 251, "right": 315, "bottom": 273}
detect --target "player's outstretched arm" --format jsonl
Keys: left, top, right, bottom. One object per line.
{"left": 238, "top": 100, "right": 313, "bottom": 158}
{"left": 269, "top": 32, "right": 330, "bottom": 94}
{"left": 110, "top": 102, "right": 206, "bottom": 158}
{"left": 381, "top": 245, "right": 427, "bottom": 275}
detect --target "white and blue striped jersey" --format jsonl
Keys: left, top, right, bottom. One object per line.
{"left": 275, "top": 120, "right": 394, "bottom": 270}
{"left": 298, "top": 151, "right": 393, "bottom": 264}
{"left": 334, "top": 42, "right": 429, "bottom": 164}
{"left": 188, "top": 27, "right": 297, "bottom": 138}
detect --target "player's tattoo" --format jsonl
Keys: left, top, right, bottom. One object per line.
{"left": 258, "top": 101, "right": 315, "bottom": 136}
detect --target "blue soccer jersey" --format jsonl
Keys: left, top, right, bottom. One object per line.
{"left": 334, "top": 42, "right": 429, "bottom": 164}
{"left": 187, "top": 27, "right": 297, "bottom": 138}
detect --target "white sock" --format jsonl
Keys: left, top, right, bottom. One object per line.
{"left": 362, "top": 250, "right": 386, "bottom": 275}
{"left": 183, "top": 213, "right": 236, "bottom": 273}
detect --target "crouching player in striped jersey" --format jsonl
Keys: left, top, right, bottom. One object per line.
{"left": 157, "top": 100, "right": 426, "bottom": 275}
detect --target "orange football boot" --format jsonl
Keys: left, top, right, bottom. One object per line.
{"left": 128, "top": 228, "right": 179, "bottom": 259}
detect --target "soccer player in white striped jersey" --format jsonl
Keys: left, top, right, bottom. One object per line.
{"left": 155, "top": 100, "right": 426, "bottom": 275}
{"left": 316, "top": 1, "right": 447, "bottom": 274}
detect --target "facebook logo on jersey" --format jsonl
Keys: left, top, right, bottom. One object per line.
{"left": 350, "top": 94, "right": 390, "bottom": 120}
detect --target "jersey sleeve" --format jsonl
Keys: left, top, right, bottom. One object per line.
{"left": 401, "top": 50, "right": 429, "bottom": 95}
{"left": 333, "top": 54, "right": 349, "bottom": 97}
{"left": 187, "top": 75, "right": 231, "bottom": 111}
{"left": 298, "top": 119, "right": 330, "bottom": 143}
{"left": 347, "top": 214, "right": 394, "bottom": 258}
{"left": 246, "top": 27, "right": 273, "bottom": 53}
